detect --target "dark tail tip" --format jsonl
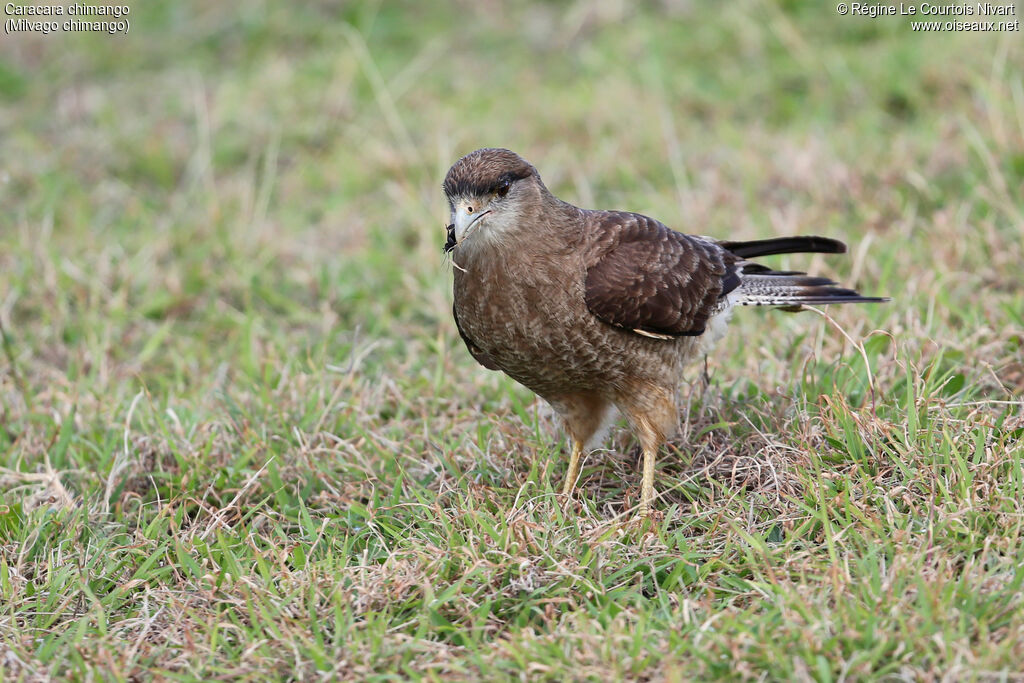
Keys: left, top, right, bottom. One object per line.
{"left": 778, "top": 288, "right": 890, "bottom": 309}
{"left": 721, "top": 236, "right": 847, "bottom": 259}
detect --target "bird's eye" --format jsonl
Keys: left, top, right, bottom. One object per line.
{"left": 495, "top": 180, "right": 511, "bottom": 198}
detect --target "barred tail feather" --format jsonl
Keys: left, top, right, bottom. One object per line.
{"left": 717, "top": 235, "right": 888, "bottom": 309}
{"left": 734, "top": 272, "right": 888, "bottom": 309}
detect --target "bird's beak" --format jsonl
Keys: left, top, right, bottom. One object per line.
{"left": 452, "top": 200, "right": 490, "bottom": 245}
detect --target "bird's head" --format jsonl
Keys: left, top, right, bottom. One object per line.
{"left": 442, "top": 148, "right": 541, "bottom": 252}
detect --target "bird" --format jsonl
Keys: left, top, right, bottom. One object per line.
{"left": 442, "top": 148, "right": 886, "bottom": 517}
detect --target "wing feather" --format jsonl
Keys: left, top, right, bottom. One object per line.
{"left": 584, "top": 212, "right": 734, "bottom": 337}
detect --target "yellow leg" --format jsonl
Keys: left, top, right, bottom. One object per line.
{"left": 623, "top": 398, "right": 672, "bottom": 519}
{"left": 638, "top": 447, "right": 657, "bottom": 517}
{"left": 561, "top": 439, "right": 584, "bottom": 497}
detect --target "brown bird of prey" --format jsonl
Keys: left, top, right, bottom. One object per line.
{"left": 443, "top": 148, "right": 885, "bottom": 516}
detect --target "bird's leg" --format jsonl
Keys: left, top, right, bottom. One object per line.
{"left": 638, "top": 446, "right": 657, "bottom": 517}
{"left": 561, "top": 439, "right": 584, "bottom": 498}
{"left": 629, "top": 412, "right": 667, "bottom": 518}
{"left": 700, "top": 354, "right": 711, "bottom": 403}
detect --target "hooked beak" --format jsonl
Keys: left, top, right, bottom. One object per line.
{"left": 452, "top": 200, "right": 491, "bottom": 246}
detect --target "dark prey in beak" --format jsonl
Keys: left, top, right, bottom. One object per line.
{"left": 444, "top": 223, "right": 457, "bottom": 253}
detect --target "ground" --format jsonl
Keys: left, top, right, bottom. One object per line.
{"left": 1, "top": 1, "right": 1023, "bottom": 680}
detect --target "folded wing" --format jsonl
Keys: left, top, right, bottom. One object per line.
{"left": 584, "top": 212, "right": 735, "bottom": 338}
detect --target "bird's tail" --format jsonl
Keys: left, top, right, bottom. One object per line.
{"left": 722, "top": 236, "right": 888, "bottom": 309}
{"left": 719, "top": 235, "right": 847, "bottom": 259}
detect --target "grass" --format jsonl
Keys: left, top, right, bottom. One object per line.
{"left": 1, "top": 0, "right": 1022, "bottom": 679}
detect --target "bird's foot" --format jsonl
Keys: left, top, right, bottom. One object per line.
{"left": 636, "top": 504, "right": 663, "bottom": 522}
{"left": 626, "top": 505, "right": 662, "bottom": 534}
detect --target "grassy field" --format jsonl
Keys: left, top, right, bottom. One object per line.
{"left": 1, "top": 1, "right": 1023, "bottom": 679}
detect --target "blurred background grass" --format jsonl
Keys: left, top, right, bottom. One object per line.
{"left": 1, "top": 0, "right": 1023, "bottom": 679}
{"left": 2, "top": 0, "right": 1020, "bottom": 404}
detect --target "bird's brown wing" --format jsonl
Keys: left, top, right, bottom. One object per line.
{"left": 584, "top": 212, "right": 737, "bottom": 338}
{"left": 452, "top": 304, "right": 500, "bottom": 370}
